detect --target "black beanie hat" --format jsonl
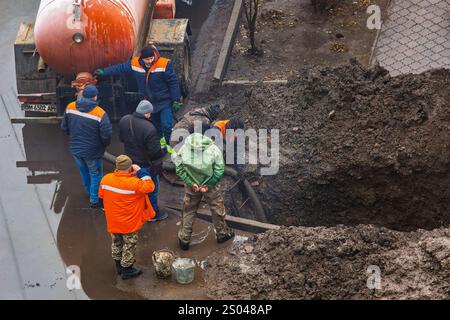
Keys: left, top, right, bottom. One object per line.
{"left": 140, "top": 46, "right": 155, "bottom": 59}
{"left": 206, "top": 104, "right": 221, "bottom": 121}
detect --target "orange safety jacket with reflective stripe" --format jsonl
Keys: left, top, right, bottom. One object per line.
{"left": 62, "top": 99, "right": 112, "bottom": 159}
{"left": 99, "top": 171, "right": 156, "bottom": 234}
{"left": 213, "top": 120, "right": 230, "bottom": 138}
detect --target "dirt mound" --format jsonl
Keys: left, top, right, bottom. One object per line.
{"left": 196, "top": 60, "right": 450, "bottom": 231}
{"left": 204, "top": 225, "right": 450, "bottom": 299}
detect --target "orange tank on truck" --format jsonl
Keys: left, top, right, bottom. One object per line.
{"left": 11, "top": 0, "right": 190, "bottom": 124}
{"left": 34, "top": 0, "right": 176, "bottom": 76}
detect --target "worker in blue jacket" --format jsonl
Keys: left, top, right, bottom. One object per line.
{"left": 61, "top": 85, "right": 112, "bottom": 208}
{"left": 95, "top": 46, "right": 182, "bottom": 145}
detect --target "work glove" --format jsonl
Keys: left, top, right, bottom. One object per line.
{"left": 160, "top": 137, "right": 175, "bottom": 155}
{"left": 172, "top": 101, "right": 182, "bottom": 111}
{"left": 166, "top": 145, "right": 175, "bottom": 155}
{"left": 161, "top": 144, "right": 175, "bottom": 155}
{"left": 94, "top": 69, "right": 105, "bottom": 77}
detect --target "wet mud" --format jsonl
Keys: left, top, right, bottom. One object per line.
{"left": 198, "top": 60, "right": 450, "bottom": 300}
{"left": 205, "top": 225, "right": 450, "bottom": 299}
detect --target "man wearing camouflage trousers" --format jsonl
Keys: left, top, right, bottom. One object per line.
{"left": 173, "top": 124, "right": 235, "bottom": 250}
{"left": 99, "top": 155, "right": 156, "bottom": 279}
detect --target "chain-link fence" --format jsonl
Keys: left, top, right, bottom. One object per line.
{"left": 375, "top": 0, "right": 450, "bottom": 76}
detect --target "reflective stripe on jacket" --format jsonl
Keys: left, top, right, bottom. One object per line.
{"left": 61, "top": 98, "right": 112, "bottom": 159}
{"left": 103, "top": 47, "right": 181, "bottom": 112}
{"left": 99, "top": 168, "right": 156, "bottom": 234}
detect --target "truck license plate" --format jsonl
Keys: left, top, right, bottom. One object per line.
{"left": 21, "top": 103, "right": 57, "bottom": 113}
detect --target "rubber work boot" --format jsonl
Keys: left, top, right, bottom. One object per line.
{"left": 114, "top": 260, "right": 122, "bottom": 275}
{"left": 90, "top": 202, "right": 103, "bottom": 209}
{"left": 179, "top": 239, "right": 190, "bottom": 251}
{"left": 216, "top": 230, "right": 235, "bottom": 244}
{"left": 121, "top": 265, "right": 142, "bottom": 280}
{"left": 149, "top": 209, "right": 169, "bottom": 222}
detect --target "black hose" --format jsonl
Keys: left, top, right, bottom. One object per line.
{"left": 224, "top": 167, "right": 267, "bottom": 223}
{"left": 103, "top": 151, "right": 268, "bottom": 223}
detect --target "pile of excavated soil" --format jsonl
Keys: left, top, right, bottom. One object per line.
{"left": 204, "top": 225, "right": 450, "bottom": 299}
{"left": 195, "top": 60, "right": 450, "bottom": 231}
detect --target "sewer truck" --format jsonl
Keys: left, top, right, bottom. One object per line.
{"left": 12, "top": 0, "right": 191, "bottom": 124}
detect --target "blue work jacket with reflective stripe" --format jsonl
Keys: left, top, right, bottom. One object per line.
{"left": 61, "top": 97, "right": 112, "bottom": 159}
{"left": 103, "top": 49, "right": 181, "bottom": 113}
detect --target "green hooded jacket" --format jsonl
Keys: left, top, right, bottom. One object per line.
{"left": 174, "top": 133, "right": 225, "bottom": 188}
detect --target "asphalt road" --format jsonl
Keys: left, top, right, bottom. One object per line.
{"left": 0, "top": 0, "right": 88, "bottom": 299}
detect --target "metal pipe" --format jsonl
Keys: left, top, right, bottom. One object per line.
{"left": 102, "top": 151, "right": 268, "bottom": 223}
{"left": 37, "top": 56, "right": 47, "bottom": 73}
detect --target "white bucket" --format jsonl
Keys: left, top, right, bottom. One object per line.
{"left": 172, "top": 258, "right": 195, "bottom": 284}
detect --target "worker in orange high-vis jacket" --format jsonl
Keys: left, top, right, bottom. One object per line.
{"left": 212, "top": 118, "right": 245, "bottom": 178}
{"left": 99, "top": 155, "right": 156, "bottom": 280}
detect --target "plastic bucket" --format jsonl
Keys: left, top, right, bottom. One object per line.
{"left": 172, "top": 258, "right": 195, "bottom": 284}
{"left": 152, "top": 249, "right": 176, "bottom": 278}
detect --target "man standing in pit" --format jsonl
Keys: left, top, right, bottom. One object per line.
{"left": 212, "top": 118, "right": 246, "bottom": 178}
{"left": 170, "top": 104, "right": 221, "bottom": 148}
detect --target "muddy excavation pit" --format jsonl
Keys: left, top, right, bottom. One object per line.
{"left": 198, "top": 59, "right": 450, "bottom": 299}
{"left": 196, "top": 60, "right": 450, "bottom": 232}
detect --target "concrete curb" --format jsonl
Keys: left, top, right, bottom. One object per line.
{"left": 369, "top": 0, "right": 393, "bottom": 67}
{"left": 222, "top": 79, "right": 288, "bottom": 85}
{"left": 213, "top": 0, "right": 244, "bottom": 83}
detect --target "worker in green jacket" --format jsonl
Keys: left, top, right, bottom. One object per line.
{"left": 174, "top": 124, "right": 234, "bottom": 250}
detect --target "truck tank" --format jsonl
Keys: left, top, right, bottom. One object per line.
{"left": 34, "top": 0, "right": 152, "bottom": 76}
